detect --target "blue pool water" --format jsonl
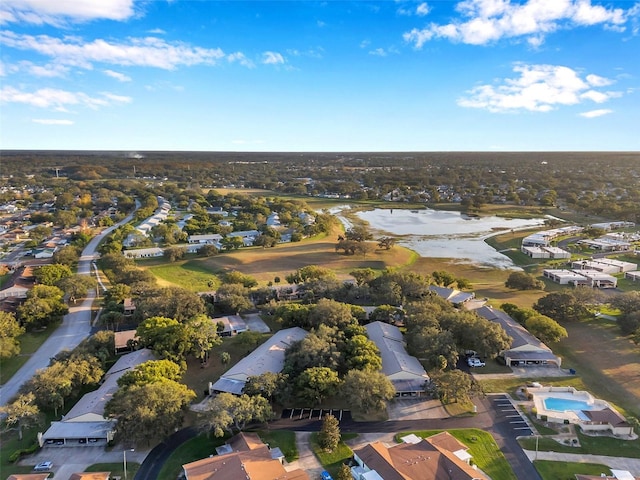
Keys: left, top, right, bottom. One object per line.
{"left": 543, "top": 397, "right": 594, "bottom": 412}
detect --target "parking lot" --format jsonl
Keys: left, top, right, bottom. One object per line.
{"left": 281, "top": 408, "right": 350, "bottom": 422}
{"left": 490, "top": 394, "right": 533, "bottom": 437}
{"left": 386, "top": 397, "right": 447, "bottom": 421}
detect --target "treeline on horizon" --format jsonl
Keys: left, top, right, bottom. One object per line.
{"left": 1, "top": 150, "right": 639, "bottom": 222}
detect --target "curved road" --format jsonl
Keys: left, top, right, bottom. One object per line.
{"left": 0, "top": 207, "right": 138, "bottom": 407}
{"left": 135, "top": 396, "right": 541, "bottom": 480}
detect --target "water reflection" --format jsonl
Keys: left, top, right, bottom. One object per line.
{"left": 355, "top": 208, "right": 548, "bottom": 268}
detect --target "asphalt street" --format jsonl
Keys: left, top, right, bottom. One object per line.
{"left": 135, "top": 395, "right": 542, "bottom": 480}
{"left": 0, "top": 208, "right": 138, "bottom": 407}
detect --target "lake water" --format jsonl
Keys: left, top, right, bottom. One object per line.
{"left": 350, "top": 208, "right": 548, "bottom": 268}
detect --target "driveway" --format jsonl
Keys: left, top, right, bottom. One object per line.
{"left": 17, "top": 445, "right": 149, "bottom": 480}
{"left": 386, "top": 397, "right": 447, "bottom": 421}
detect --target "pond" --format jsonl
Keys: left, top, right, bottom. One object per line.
{"left": 350, "top": 207, "right": 548, "bottom": 268}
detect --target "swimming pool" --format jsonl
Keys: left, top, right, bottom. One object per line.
{"left": 543, "top": 397, "right": 595, "bottom": 412}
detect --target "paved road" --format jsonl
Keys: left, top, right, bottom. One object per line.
{"left": 0, "top": 208, "right": 138, "bottom": 406}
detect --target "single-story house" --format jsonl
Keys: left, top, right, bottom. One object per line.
{"left": 188, "top": 234, "right": 223, "bottom": 244}
{"left": 576, "top": 269, "right": 618, "bottom": 288}
{"left": 209, "top": 327, "right": 308, "bottom": 395}
{"left": 114, "top": 329, "right": 138, "bottom": 354}
{"left": 0, "top": 285, "right": 29, "bottom": 299}
{"left": 428, "top": 285, "right": 475, "bottom": 306}
{"left": 123, "top": 247, "right": 164, "bottom": 259}
{"left": 591, "top": 258, "right": 637, "bottom": 273}
{"left": 625, "top": 271, "right": 640, "bottom": 282}
{"left": 576, "top": 470, "right": 639, "bottom": 480}
{"left": 6, "top": 475, "right": 51, "bottom": 480}
{"left": 351, "top": 431, "right": 487, "bottom": 480}
{"left": 543, "top": 269, "right": 590, "bottom": 286}
{"left": 475, "top": 305, "right": 561, "bottom": 367}
{"left": 590, "top": 221, "right": 635, "bottom": 231}
{"left": 39, "top": 349, "right": 155, "bottom": 447}
{"left": 182, "top": 432, "right": 309, "bottom": 480}
{"left": 571, "top": 260, "right": 620, "bottom": 274}
{"left": 213, "top": 315, "right": 248, "bottom": 336}
{"left": 365, "top": 321, "right": 429, "bottom": 396}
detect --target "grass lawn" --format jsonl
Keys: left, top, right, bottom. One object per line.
{"left": 519, "top": 430, "right": 640, "bottom": 458}
{"left": 0, "top": 423, "right": 45, "bottom": 476}
{"left": 157, "top": 433, "right": 228, "bottom": 480}
{"left": 181, "top": 332, "right": 273, "bottom": 401}
{"left": 140, "top": 226, "right": 416, "bottom": 288}
{"left": 85, "top": 462, "right": 140, "bottom": 479}
{"left": 255, "top": 430, "right": 298, "bottom": 462}
{"left": 479, "top": 376, "right": 587, "bottom": 397}
{"left": 533, "top": 460, "right": 610, "bottom": 480}
{"left": 0, "top": 323, "right": 58, "bottom": 386}
{"left": 396, "top": 429, "right": 516, "bottom": 480}
{"left": 310, "top": 432, "right": 357, "bottom": 477}
{"left": 551, "top": 318, "right": 640, "bottom": 417}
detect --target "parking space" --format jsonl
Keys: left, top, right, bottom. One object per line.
{"left": 386, "top": 398, "right": 447, "bottom": 421}
{"left": 281, "top": 408, "right": 350, "bottom": 422}
{"left": 243, "top": 313, "right": 271, "bottom": 333}
{"left": 490, "top": 394, "right": 533, "bottom": 437}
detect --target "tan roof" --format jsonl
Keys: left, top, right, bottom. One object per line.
{"left": 183, "top": 433, "right": 310, "bottom": 480}
{"left": 114, "top": 330, "right": 138, "bottom": 349}
{"left": 424, "top": 431, "right": 469, "bottom": 453}
{"left": 354, "top": 436, "right": 488, "bottom": 480}
{"left": 68, "top": 473, "right": 111, "bottom": 480}
{"left": 6, "top": 475, "right": 51, "bottom": 480}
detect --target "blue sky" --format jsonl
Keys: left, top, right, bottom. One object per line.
{"left": 1, "top": 0, "right": 639, "bottom": 151}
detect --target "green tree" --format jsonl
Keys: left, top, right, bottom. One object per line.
{"left": 52, "top": 245, "right": 81, "bottom": 266}
{"left": 223, "top": 271, "right": 258, "bottom": 288}
{"left": 17, "top": 285, "right": 68, "bottom": 330}
{"left": 505, "top": 271, "right": 545, "bottom": 290}
{"left": 136, "top": 316, "right": 190, "bottom": 364}
{"left": 117, "top": 360, "right": 184, "bottom": 388}
{"left": 0, "top": 311, "right": 24, "bottom": 359}
{"left": 341, "top": 370, "right": 395, "bottom": 413}
{"left": 35, "top": 264, "right": 73, "bottom": 286}
{"left": 377, "top": 236, "right": 396, "bottom": 250}
{"left": 202, "top": 393, "right": 273, "bottom": 437}
{"left": 534, "top": 291, "right": 588, "bottom": 322}
{"left": 525, "top": 314, "right": 568, "bottom": 344}
{"left": 57, "top": 274, "right": 97, "bottom": 303}
{"left": 106, "top": 380, "right": 195, "bottom": 445}
{"left": 336, "top": 463, "right": 353, "bottom": 480}
{"left": 345, "top": 335, "right": 382, "bottom": 372}
{"left": 432, "top": 369, "right": 473, "bottom": 404}
{"left": 215, "top": 283, "right": 253, "bottom": 314}
{"left": 432, "top": 270, "right": 456, "bottom": 287}
{"left": 164, "top": 245, "right": 187, "bottom": 262}
{"left": 185, "top": 314, "right": 222, "bottom": 364}
{"left": 350, "top": 268, "right": 377, "bottom": 286}
{"left": 317, "top": 414, "right": 341, "bottom": 452}
{"left": 0, "top": 392, "right": 42, "bottom": 440}
{"left": 296, "top": 367, "right": 341, "bottom": 405}
{"left": 243, "top": 372, "right": 288, "bottom": 400}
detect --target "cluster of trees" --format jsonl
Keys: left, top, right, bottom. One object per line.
{"left": 16, "top": 285, "right": 68, "bottom": 331}
{"left": 505, "top": 271, "right": 545, "bottom": 291}
{"left": 136, "top": 315, "right": 221, "bottom": 368}
{"left": 533, "top": 291, "right": 590, "bottom": 323}
{"left": 4, "top": 330, "right": 115, "bottom": 438}
{"left": 105, "top": 359, "right": 196, "bottom": 445}
{"left": 275, "top": 299, "right": 393, "bottom": 410}
{"left": 403, "top": 297, "right": 511, "bottom": 371}
{"left": 501, "top": 303, "right": 568, "bottom": 344}
{"left": 5, "top": 151, "right": 638, "bottom": 222}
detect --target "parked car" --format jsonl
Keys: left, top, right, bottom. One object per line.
{"left": 320, "top": 471, "right": 334, "bottom": 480}
{"left": 34, "top": 461, "right": 53, "bottom": 471}
{"left": 467, "top": 357, "right": 485, "bottom": 367}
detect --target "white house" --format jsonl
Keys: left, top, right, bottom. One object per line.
{"left": 475, "top": 306, "right": 561, "bottom": 367}
{"left": 123, "top": 247, "right": 164, "bottom": 258}
{"left": 39, "top": 349, "right": 155, "bottom": 447}
{"left": 364, "top": 321, "right": 429, "bottom": 396}
{"left": 209, "top": 327, "right": 308, "bottom": 395}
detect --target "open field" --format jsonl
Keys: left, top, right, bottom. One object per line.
{"left": 140, "top": 230, "right": 417, "bottom": 288}
{"left": 551, "top": 318, "right": 640, "bottom": 417}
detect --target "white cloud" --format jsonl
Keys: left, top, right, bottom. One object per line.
{"left": 227, "top": 52, "right": 255, "bottom": 68}
{"left": 0, "top": 0, "right": 136, "bottom": 26}
{"left": 147, "top": 28, "right": 166, "bottom": 35}
{"left": 262, "top": 51, "right": 285, "bottom": 65}
{"left": 369, "top": 48, "right": 388, "bottom": 56}
{"left": 104, "top": 69, "right": 131, "bottom": 82}
{"left": 416, "top": 2, "right": 430, "bottom": 16}
{"left": 579, "top": 108, "right": 613, "bottom": 118}
{"left": 32, "top": 118, "right": 74, "bottom": 125}
{"left": 404, "top": 0, "right": 632, "bottom": 47}
{"left": 0, "top": 31, "right": 228, "bottom": 70}
{"left": 0, "top": 86, "right": 131, "bottom": 110}
{"left": 457, "top": 63, "right": 619, "bottom": 113}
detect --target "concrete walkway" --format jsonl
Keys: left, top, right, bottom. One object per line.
{"left": 523, "top": 449, "right": 640, "bottom": 475}
{"left": 285, "top": 432, "right": 323, "bottom": 477}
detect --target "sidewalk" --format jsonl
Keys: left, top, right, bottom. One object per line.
{"left": 522, "top": 449, "right": 640, "bottom": 475}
